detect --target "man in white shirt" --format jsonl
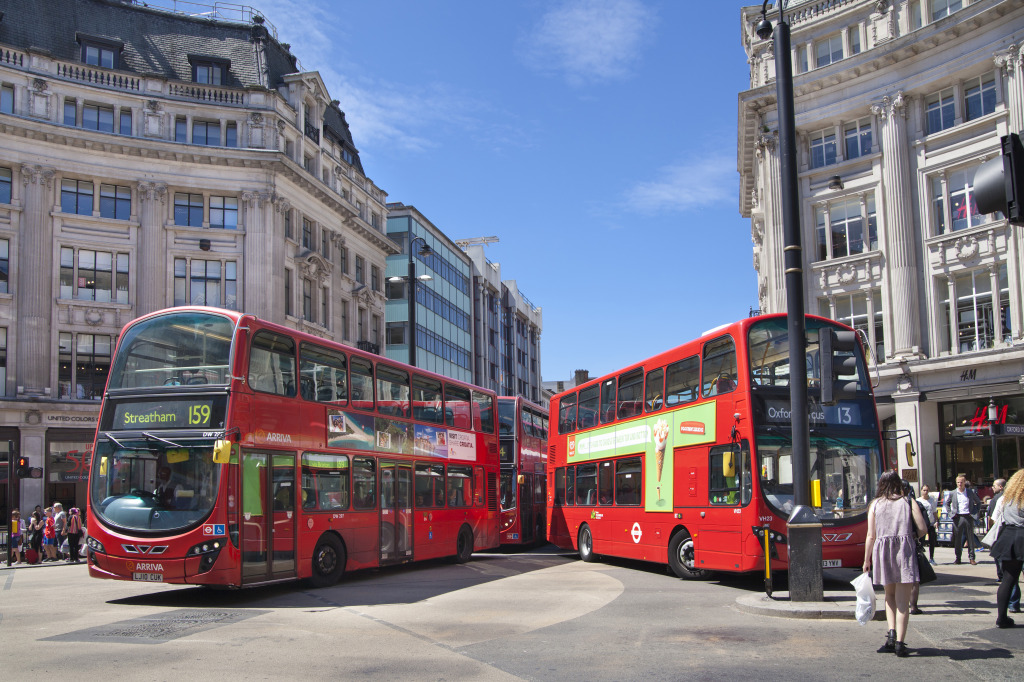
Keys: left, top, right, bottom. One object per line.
{"left": 917, "top": 485, "right": 937, "bottom": 564}
{"left": 943, "top": 475, "right": 981, "bottom": 565}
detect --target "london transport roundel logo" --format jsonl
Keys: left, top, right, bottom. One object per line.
{"left": 631, "top": 522, "right": 642, "bottom": 543}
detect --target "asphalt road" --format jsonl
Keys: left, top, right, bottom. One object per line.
{"left": 1, "top": 545, "right": 1020, "bottom": 680}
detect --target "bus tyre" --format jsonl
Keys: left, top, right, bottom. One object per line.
{"left": 668, "top": 530, "right": 709, "bottom": 580}
{"left": 308, "top": 534, "right": 346, "bottom": 588}
{"left": 578, "top": 524, "right": 596, "bottom": 563}
{"left": 454, "top": 526, "right": 474, "bottom": 563}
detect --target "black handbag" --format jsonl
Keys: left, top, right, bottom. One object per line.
{"left": 909, "top": 497, "right": 936, "bottom": 583}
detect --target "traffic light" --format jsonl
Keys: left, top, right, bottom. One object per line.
{"left": 15, "top": 456, "right": 29, "bottom": 478}
{"left": 819, "top": 328, "right": 860, "bottom": 405}
{"left": 975, "top": 132, "right": 1024, "bottom": 225}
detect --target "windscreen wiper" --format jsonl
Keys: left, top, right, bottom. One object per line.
{"left": 142, "top": 432, "right": 184, "bottom": 448}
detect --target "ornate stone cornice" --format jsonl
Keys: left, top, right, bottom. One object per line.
{"left": 21, "top": 165, "right": 55, "bottom": 187}
{"left": 300, "top": 251, "right": 332, "bottom": 285}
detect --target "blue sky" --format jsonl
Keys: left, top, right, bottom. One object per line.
{"left": 257, "top": 0, "right": 757, "bottom": 383}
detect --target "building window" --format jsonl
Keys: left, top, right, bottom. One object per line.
{"left": 0, "top": 167, "right": 11, "bottom": 204}
{"left": 174, "top": 258, "right": 236, "bottom": 309}
{"left": 810, "top": 129, "right": 837, "bottom": 168}
{"left": 931, "top": 0, "right": 962, "bottom": 22}
{"left": 192, "top": 61, "right": 224, "bottom": 85}
{"left": 225, "top": 122, "right": 238, "bottom": 148}
{"left": 340, "top": 300, "right": 349, "bottom": 341}
{"left": 945, "top": 266, "right": 1010, "bottom": 353}
{"left": 82, "top": 43, "right": 117, "bottom": 69}
{"left": 843, "top": 118, "right": 872, "bottom": 160}
{"left": 814, "top": 195, "right": 877, "bottom": 260}
{"left": 82, "top": 103, "right": 114, "bottom": 132}
{"left": 0, "top": 84, "right": 13, "bottom": 114}
{"left": 174, "top": 193, "right": 204, "bottom": 227}
{"left": 926, "top": 87, "right": 955, "bottom": 134}
{"left": 964, "top": 72, "right": 997, "bottom": 122}
{"left": 61, "top": 179, "right": 93, "bottom": 216}
{"left": 0, "top": 239, "right": 8, "bottom": 293}
{"left": 371, "top": 212, "right": 380, "bottom": 230}
{"left": 321, "top": 286, "right": 329, "bottom": 328}
{"left": 828, "top": 291, "right": 884, "bottom": 361}
{"left": 371, "top": 265, "right": 380, "bottom": 292}
{"left": 175, "top": 117, "right": 187, "bottom": 143}
{"left": 355, "top": 256, "right": 365, "bottom": 284}
{"left": 321, "top": 231, "right": 330, "bottom": 259}
{"left": 58, "top": 332, "right": 111, "bottom": 400}
{"left": 796, "top": 45, "right": 808, "bottom": 74}
{"left": 814, "top": 34, "right": 843, "bottom": 68}
{"left": 339, "top": 246, "right": 349, "bottom": 275}
{"left": 64, "top": 99, "right": 77, "bottom": 126}
{"left": 303, "top": 278, "right": 313, "bottom": 321}
{"left": 284, "top": 268, "right": 293, "bottom": 316}
{"left": 119, "top": 108, "right": 132, "bottom": 136}
{"left": 192, "top": 120, "right": 220, "bottom": 146}
{"left": 849, "top": 26, "right": 861, "bottom": 55}
{"left": 302, "top": 218, "right": 313, "bottom": 249}
{"left": 932, "top": 165, "right": 995, "bottom": 234}
{"left": 283, "top": 209, "right": 293, "bottom": 239}
{"left": 60, "top": 247, "right": 129, "bottom": 303}
{"left": 99, "top": 184, "right": 131, "bottom": 220}
{"left": 210, "top": 196, "right": 238, "bottom": 229}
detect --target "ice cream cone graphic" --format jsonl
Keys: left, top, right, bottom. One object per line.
{"left": 652, "top": 419, "right": 670, "bottom": 484}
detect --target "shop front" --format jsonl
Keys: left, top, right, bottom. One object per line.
{"left": 938, "top": 395, "right": 1023, "bottom": 495}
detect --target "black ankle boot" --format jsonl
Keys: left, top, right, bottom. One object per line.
{"left": 894, "top": 641, "right": 909, "bottom": 657}
{"left": 877, "top": 629, "right": 896, "bottom": 653}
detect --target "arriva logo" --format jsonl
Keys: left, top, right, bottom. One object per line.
{"left": 135, "top": 562, "right": 164, "bottom": 571}
{"left": 255, "top": 429, "right": 292, "bottom": 444}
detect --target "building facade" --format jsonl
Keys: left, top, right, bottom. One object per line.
{"left": 0, "top": 0, "right": 395, "bottom": 517}
{"left": 738, "top": 0, "right": 1024, "bottom": 492}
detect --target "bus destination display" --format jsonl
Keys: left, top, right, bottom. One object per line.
{"left": 111, "top": 400, "right": 213, "bottom": 430}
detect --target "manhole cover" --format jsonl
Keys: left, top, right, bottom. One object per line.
{"left": 44, "top": 608, "right": 265, "bottom": 645}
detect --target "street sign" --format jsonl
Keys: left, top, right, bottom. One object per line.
{"left": 1003, "top": 424, "right": 1024, "bottom": 436}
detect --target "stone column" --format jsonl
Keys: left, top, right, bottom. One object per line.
{"left": 871, "top": 92, "right": 919, "bottom": 357}
{"left": 242, "top": 191, "right": 276, "bottom": 320}
{"left": 755, "top": 132, "right": 787, "bottom": 313}
{"left": 995, "top": 44, "right": 1024, "bottom": 135}
{"left": 16, "top": 165, "right": 56, "bottom": 394}
{"left": 136, "top": 181, "right": 168, "bottom": 317}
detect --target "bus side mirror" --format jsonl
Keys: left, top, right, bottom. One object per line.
{"left": 905, "top": 442, "right": 915, "bottom": 467}
{"left": 722, "top": 451, "right": 736, "bottom": 478}
{"left": 213, "top": 439, "right": 232, "bottom": 464}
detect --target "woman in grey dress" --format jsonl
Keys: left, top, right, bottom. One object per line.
{"left": 862, "top": 470, "right": 927, "bottom": 657}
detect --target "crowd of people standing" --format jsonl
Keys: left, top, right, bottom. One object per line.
{"left": 7, "top": 502, "right": 85, "bottom": 564}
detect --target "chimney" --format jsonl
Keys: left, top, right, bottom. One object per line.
{"left": 573, "top": 369, "right": 590, "bottom": 386}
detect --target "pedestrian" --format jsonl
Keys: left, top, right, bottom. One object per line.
{"left": 863, "top": 470, "right": 928, "bottom": 657}
{"left": 64, "top": 507, "right": 83, "bottom": 563}
{"left": 943, "top": 474, "right": 981, "bottom": 565}
{"left": 905, "top": 482, "right": 931, "bottom": 615}
{"left": 41, "top": 507, "right": 58, "bottom": 562}
{"left": 990, "top": 469, "right": 1024, "bottom": 628}
{"left": 10, "top": 510, "right": 24, "bottom": 564}
{"left": 52, "top": 502, "right": 67, "bottom": 560}
{"left": 917, "top": 484, "right": 938, "bottom": 564}
{"left": 28, "top": 510, "right": 43, "bottom": 563}
{"left": 990, "top": 478, "right": 1006, "bottom": 526}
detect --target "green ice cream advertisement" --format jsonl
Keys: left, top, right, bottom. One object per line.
{"left": 567, "top": 401, "right": 717, "bottom": 512}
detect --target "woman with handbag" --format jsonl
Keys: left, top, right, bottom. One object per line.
{"left": 863, "top": 471, "right": 928, "bottom": 657}
{"left": 27, "top": 510, "right": 43, "bottom": 563}
{"left": 990, "top": 469, "right": 1024, "bottom": 628}
{"left": 906, "top": 482, "right": 936, "bottom": 615}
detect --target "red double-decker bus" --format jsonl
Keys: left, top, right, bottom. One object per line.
{"left": 547, "top": 314, "right": 883, "bottom": 578}
{"left": 497, "top": 397, "right": 548, "bottom": 545}
{"left": 85, "top": 307, "right": 499, "bottom": 588}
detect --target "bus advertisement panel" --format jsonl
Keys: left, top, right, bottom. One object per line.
{"left": 547, "top": 314, "right": 883, "bottom": 579}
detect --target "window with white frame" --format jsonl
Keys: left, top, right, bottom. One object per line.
{"left": 302, "top": 278, "right": 313, "bottom": 322}
{"left": 209, "top": 196, "right": 238, "bottom": 229}
{"left": 61, "top": 179, "right": 93, "bottom": 216}
{"left": 964, "top": 72, "right": 997, "bottom": 122}
{"left": 192, "top": 120, "right": 220, "bottom": 146}
{"left": 355, "top": 255, "right": 365, "bottom": 284}
{"left": 82, "top": 42, "right": 117, "bottom": 69}
{"left": 931, "top": 0, "right": 962, "bottom": 22}
{"left": 174, "top": 193, "right": 203, "bottom": 227}
{"left": 815, "top": 34, "right": 843, "bottom": 68}
{"left": 175, "top": 117, "right": 187, "bottom": 143}
{"left": 371, "top": 265, "right": 380, "bottom": 292}
{"left": 815, "top": 195, "right": 877, "bottom": 261}
{"left": 796, "top": 45, "right": 809, "bottom": 74}
{"left": 810, "top": 129, "right": 837, "bottom": 169}
{"left": 932, "top": 165, "right": 998, "bottom": 234}
{"left": 99, "top": 184, "right": 131, "bottom": 220}
{"left": 943, "top": 265, "right": 1009, "bottom": 353}
{"left": 926, "top": 88, "right": 955, "bottom": 134}
{"left": 0, "top": 238, "right": 8, "bottom": 293}
{"left": 174, "top": 258, "right": 237, "bottom": 309}
{"left": 302, "top": 217, "right": 313, "bottom": 249}
{"left": 823, "top": 290, "right": 884, "bottom": 361}
{"left": 83, "top": 103, "right": 114, "bottom": 132}
{"left": 58, "top": 332, "right": 111, "bottom": 400}
{"left": 1, "top": 84, "right": 13, "bottom": 114}
{"left": 843, "top": 118, "right": 872, "bottom": 160}
{"left": 119, "top": 108, "right": 132, "bottom": 136}
{"left": 909, "top": 1, "right": 923, "bottom": 29}
{"left": 849, "top": 26, "right": 861, "bottom": 55}
{"left": 59, "top": 247, "right": 129, "bottom": 303}
{"left": 0, "top": 167, "right": 9, "bottom": 204}
{"left": 192, "top": 60, "right": 224, "bottom": 85}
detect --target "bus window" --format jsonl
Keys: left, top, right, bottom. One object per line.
{"left": 352, "top": 456, "right": 376, "bottom": 509}
{"left": 472, "top": 391, "right": 495, "bottom": 433}
{"left": 554, "top": 468, "right": 565, "bottom": 505}
{"left": 301, "top": 453, "right": 349, "bottom": 510}
{"left": 615, "top": 457, "right": 641, "bottom": 505}
{"left": 249, "top": 331, "right": 297, "bottom": 397}
{"left": 448, "top": 465, "right": 473, "bottom": 507}
{"left": 565, "top": 466, "right": 575, "bottom": 506}
{"left": 702, "top": 335, "right": 738, "bottom": 397}
{"left": 558, "top": 393, "right": 577, "bottom": 434}
{"left": 576, "top": 463, "right": 597, "bottom": 506}
{"left": 665, "top": 356, "right": 699, "bottom": 407}
{"left": 498, "top": 398, "right": 517, "bottom": 437}
{"left": 617, "top": 368, "right": 643, "bottom": 419}
{"left": 376, "top": 364, "right": 410, "bottom": 418}
{"left": 350, "top": 357, "right": 374, "bottom": 410}
{"left": 412, "top": 375, "right": 444, "bottom": 424}
{"left": 598, "top": 461, "right": 613, "bottom": 505}
{"left": 521, "top": 406, "right": 533, "bottom": 438}
{"left": 709, "top": 444, "right": 750, "bottom": 506}
{"left": 299, "top": 343, "right": 347, "bottom": 404}
{"left": 415, "top": 462, "right": 445, "bottom": 508}
{"left": 445, "top": 383, "right": 471, "bottom": 429}
{"left": 578, "top": 384, "right": 599, "bottom": 430}
{"left": 645, "top": 368, "right": 664, "bottom": 412}
{"left": 541, "top": 413, "right": 549, "bottom": 440}
{"left": 600, "top": 378, "right": 616, "bottom": 424}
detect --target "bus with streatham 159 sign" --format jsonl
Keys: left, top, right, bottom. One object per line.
{"left": 497, "top": 396, "right": 548, "bottom": 545}
{"left": 86, "top": 307, "right": 499, "bottom": 588}
{"left": 546, "top": 314, "right": 883, "bottom": 578}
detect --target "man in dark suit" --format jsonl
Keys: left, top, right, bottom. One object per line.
{"left": 943, "top": 474, "right": 982, "bottom": 565}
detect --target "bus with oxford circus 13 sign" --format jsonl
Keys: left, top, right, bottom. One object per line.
{"left": 546, "top": 313, "right": 884, "bottom": 578}
{"left": 85, "top": 306, "right": 500, "bottom": 588}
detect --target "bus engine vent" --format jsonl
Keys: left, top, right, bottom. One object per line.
{"left": 487, "top": 472, "right": 498, "bottom": 511}
{"left": 549, "top": 443, "right": 558, "bottom": 463}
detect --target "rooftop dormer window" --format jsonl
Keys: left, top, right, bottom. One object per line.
{"left": 188, "top": 55, "right": 230, "bottom": 86}
{"left": 77, "top": 34, "right": 123, "bottom": 70}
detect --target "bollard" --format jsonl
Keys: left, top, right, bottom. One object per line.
{"left": 787, "top": 505, "right": 824, "bottom": 601}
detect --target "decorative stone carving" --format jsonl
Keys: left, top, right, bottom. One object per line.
{"left": 241, "top": 190, "right": 272, "bottom": 208}
{"left": 145, "top": 99, "right": 161, "bottom": 113}
{"left": 870, "top": 91, "right": 906, "bottom": 120}
{"left": 273, "top": 195, "right": 291, "bottom": 214}
{"left": 953, "top": 235, "right": 979, "bottom": 262}
{"left": 21, "top": 165, "right": 55, "bottom": 187}
{"left": 31, "top": 78, "right": 47, "bottom": 92}
{"left": 751, "top": 220, "right": 764, "bottom": 247}
{"left": 329, "top": 231, "right": 346, "bottom": 248}
{"left": 137, "top": 180, "right": 168, "bottom": 203}
{"left": 249, "top": 112, "right": 264, "bottom": 125}
{"left": 301, "top": 252, "right": 332, "bottom": 285}
{"left": 835, "top": 262, "right": 858, "bottom": 285}
{"left": 84, "top": 308, "right": 103, "bottom": 326}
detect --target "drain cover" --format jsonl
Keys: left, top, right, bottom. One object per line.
{"left": 44, "top": 609, "right": 265, "bottom": 645}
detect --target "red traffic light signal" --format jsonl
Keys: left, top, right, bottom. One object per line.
{"left": 15, "top": 456, "right": 29, "bottom": 478}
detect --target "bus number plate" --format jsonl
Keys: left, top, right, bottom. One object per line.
{"left": 132, "top": 572, "right": 164, "bottom": 582}
{"left": 821, "top": 559, "right": 841, "bottom": 568}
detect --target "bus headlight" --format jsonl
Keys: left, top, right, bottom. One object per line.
{"left": 187, "top": 540, "right": 223, "bottom": 573}
{"left": 86, "top": 536, "right": 106, "bottom": 554}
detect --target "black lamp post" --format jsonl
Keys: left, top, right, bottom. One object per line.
{"left": 756, "top": 0, "right": 823, "bottom": 602}
{"left": 396, "top": 236, "right": 431, "bottom": 367}
{"left": 988, "top": 398, "right": 1000, "bottom": 484}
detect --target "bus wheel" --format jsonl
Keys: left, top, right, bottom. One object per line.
{"left": 668, "top": 530, "right": 709, "bottom": 580}
{"left": 454, "top": 526, "right": 474, "bottom": 563}
{"left": 308, "top": 534, "right": 346, "bottom": 588}
{"left": 578, "top": 524, "right": 596, "bottom": 563}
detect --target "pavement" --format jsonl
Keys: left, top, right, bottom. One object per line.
{"left": 735, "top": 545, "right": 1012, "bottom": 620}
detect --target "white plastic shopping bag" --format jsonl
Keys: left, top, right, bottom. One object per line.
{"left": 851, "top": 571, "right": 875, "bottom": 626}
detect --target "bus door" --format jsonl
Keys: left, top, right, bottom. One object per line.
{"left": 696, "top": 442, "right": 751, "bottom": 572}
{"left": 240, "top": 450, "right": 297, "bottom": 584}
{"left": 379, "top": 460, "right": 413, "bottom": 565}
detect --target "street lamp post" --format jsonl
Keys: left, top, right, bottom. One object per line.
{"left": 405, "top": 236, "right": 431, "bottom": 367}
{"left": 755, "top": 0, "right": 823, "bottom": 602}
{"left": 988, "top": 398, "right": 1000, "bottom": 485}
